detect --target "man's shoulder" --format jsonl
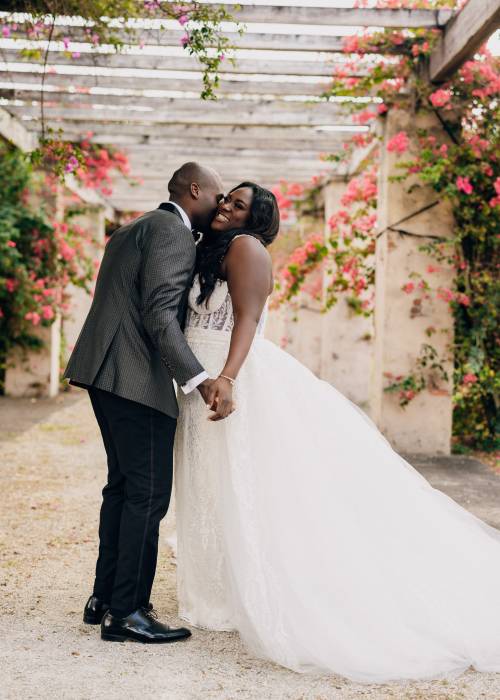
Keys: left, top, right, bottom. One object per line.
{"left": 139, "top": 208, "right": 188, "bottom": 233}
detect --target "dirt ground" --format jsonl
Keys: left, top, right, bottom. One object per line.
{"left": 1, "top": 390, "right": 500, "bottom": 700}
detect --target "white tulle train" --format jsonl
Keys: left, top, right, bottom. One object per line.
{"left": 174, "top": 325, "right": 500, "bottom": 684}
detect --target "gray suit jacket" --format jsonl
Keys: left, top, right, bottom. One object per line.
{"left": 63, "top": 204, "right": 204, "bottom": 418}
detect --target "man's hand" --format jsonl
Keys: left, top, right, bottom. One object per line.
{"left": 208, "top": 376, "right": 235, "bottom": 421}
{"left": 197, "top": 378, "right": 217, "bottom": 408}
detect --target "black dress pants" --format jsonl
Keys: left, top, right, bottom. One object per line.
{"left": 88, "top": 387, "right": 176, "bottom": 617}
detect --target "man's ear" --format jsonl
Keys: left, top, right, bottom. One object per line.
{"left": 190, "top": 182, "right": 200, "bottom": 199}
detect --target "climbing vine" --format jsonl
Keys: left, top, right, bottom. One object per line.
{"left": 0, "top": 142, "right": 100, "bottom": 387}
{"left": 275, "top": 0, "right": 499, "bottom": 449}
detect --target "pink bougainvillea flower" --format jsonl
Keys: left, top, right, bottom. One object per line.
{"left": 353, "top": 109, "right": 377, "bottom": 125}
{"left": 59, "top": 241, "right": 76, "bottom": 261}
{"left": 387, "top": 131, "right": 410, "bottom": 154}
{"left": 41, "top": 305, "right": 55, "bottom": 320}
{"left": 178, "top": 14, "right": 189, "bottom": 25}
{"left": 402, "top": 282, "right": 415, "bottom": 294}
{"left": 489, "top": 177, "right": 500, "bottom": 207}
{"left": 2, "top": 25, "right": 11, "bottom": 38}
{"left": 455, "top": 293, "right": 471, "bottom": 306}
{"left": 463, "top": 373, "right": 478, "bottom": 384}
{"left": 429, "top": 89, "right": 452, "bottom": 108}
{"left": 6, "top": 240, "right": 16, "bottom": 247}
{"left": 180, "top": 33, "right": 190, "bottom": 47}
{"left": 437, "top": 287, "right": 455, "bottom": 303}
{"left": 25, "top": 311, "right": 41, "bottom": 326}
{"left": 456, "top": 176, "right": 473, "bottom": 195}
{"left": 64, "top": 155, "right": 79, "bottom": 173}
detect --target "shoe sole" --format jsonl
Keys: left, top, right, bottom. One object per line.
{"left": 101, "top": 632, "right": 191, "bottom": 644}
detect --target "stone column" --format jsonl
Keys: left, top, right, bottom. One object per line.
{"left": 265, "top": 216, "right": 324, "bottom": 376}
{"left": 320, "top": 180, "right": 374, "bottom": 411}
{"left": 63, "top": 206, "right": 106, "bottom": 360}
{"left": 4, "top": 316, "right": 62, "bottom": 398}
{"left": 371, "top": 109, "right": 455, "bottom": 454}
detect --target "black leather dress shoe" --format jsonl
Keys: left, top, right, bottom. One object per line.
{"left": 83, "top": 595, "right": 110, "bottom": 625}
{"left": 101, "top": 607, "right": 191, "bottom": 644}
{"left": 84, "top": 596, "right": 154, "bottom": 625}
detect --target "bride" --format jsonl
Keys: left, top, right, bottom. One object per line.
{"left": 174, "top": 181, "right": 500, "bottom": 683}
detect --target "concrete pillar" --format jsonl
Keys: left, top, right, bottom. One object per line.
{"left": 63, "top": 206, "right": 106, "bottom": 359}
{"left": 265, "top": 216, "right": 324, "bottom": 376}
{"left": 372, "top": 109, "right": 455, "bottom": 455}
{"left": 4, "top": 316, "right": 61, "bottom": 398}
{"left": 320, "top": 181, "right": 374, "bottom": 411}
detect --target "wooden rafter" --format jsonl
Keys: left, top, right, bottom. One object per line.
{"left": 430, "top": 0, "right": 500, "bottom": 82}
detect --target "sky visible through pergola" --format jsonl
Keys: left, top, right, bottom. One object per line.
{"left": 0, "top": 1, "right": 499, "bottom": 212}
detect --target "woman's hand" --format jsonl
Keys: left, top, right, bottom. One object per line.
{"left": 207, "top": 376, "right": 235, "bottom": 421}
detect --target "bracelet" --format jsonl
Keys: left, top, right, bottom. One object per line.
{"left": 219, "top": 374, "right": 236, "bottom": 386}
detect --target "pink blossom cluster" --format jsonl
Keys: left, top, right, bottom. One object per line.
{"left": 429, "top": 88, "right": 452, "bottom": 108}
{"left": 387, "top": 131, "right": 410, "bottom": 154}
{"left": 456, "top": 176, "right": 473, "bottom": 195}
{"left": 340, "top": 169, "right": 378, "bottom": 207}
{"left": 271, "top": 182, "right": 305, "bottom": 221}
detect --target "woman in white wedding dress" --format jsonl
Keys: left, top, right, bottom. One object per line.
{"left": 174, "top": 182, "right": 500, "bottom": 683}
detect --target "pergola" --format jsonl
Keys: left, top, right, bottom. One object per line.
{"left": 1, "top": 0, "right": 499, "bottom": 455}
{"left": 1, "top": 0, "right": 499, "bottom": 213}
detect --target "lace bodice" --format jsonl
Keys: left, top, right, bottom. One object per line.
{"left": 186, "top": 275, "right": 267, "bottom": 335}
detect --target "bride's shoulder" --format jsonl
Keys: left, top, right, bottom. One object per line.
{"left": 227, "top": 234, "right": 271, "bottom": 265}
{"left": 224, "top": 234, "right": 273, "bottom": 294}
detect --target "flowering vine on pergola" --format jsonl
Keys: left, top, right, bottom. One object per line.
{"left": 1, "top": 0, "right": 497, "bottom": 210}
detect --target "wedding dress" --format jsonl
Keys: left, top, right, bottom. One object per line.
{"left": 174, "top": 261, "right": 500, "bottom": 683}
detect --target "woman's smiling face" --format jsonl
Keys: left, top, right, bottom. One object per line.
{"left": 211, "top": 187, "right": 253, "bottom": 232}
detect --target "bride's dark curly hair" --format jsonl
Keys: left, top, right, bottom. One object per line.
{"left": 196, "top": 181, "right": 280, "bottom": 305}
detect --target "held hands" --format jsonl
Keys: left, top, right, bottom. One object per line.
{"left": 197, "top": 376, "right": 235, "bottom": 421}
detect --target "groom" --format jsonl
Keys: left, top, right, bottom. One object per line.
{"left": 64, "top": 162, "right": 233, "bottom": 643}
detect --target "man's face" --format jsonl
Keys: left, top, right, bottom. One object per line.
{"left": 194, "top": 175, "right": 225, "bottom": 233}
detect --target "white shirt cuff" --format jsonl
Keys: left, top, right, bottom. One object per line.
{"left": 181, "top": 370, "right": 209, "bottom": 394}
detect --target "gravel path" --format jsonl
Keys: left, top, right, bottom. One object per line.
{"left": 1, "top": 391, "right": 500, "bottom": 700}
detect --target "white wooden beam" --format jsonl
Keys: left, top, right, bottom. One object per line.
{"left": 2, "top": 47, "right": 344, "bottom": 76}
{"left": 10, "top": 29, "right": 347, "bottom": 53}
{"left": 0, "top": 105, "right": 37, "bottom": 150}
{"left": 1, "top": 75, "right": 332, "bottom": 98}
{"left": 430, "top": 0, "right": 500, "bottom": 81}
{"left": 5, "top": 101, "right": 354, "bottom": 126}
{"left": 231, "top": 6, "right": 453, "bottom": 28}
{"left": 22, "top": 120, "right": 356, "bottom": 147}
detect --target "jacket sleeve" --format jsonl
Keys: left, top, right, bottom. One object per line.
{"left": 139, "top": 219, "right": 204, "bottom": 387}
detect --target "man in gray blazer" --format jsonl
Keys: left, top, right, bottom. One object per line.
{"left": 64, "top": 162, "right": 231, "bottom": 643}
